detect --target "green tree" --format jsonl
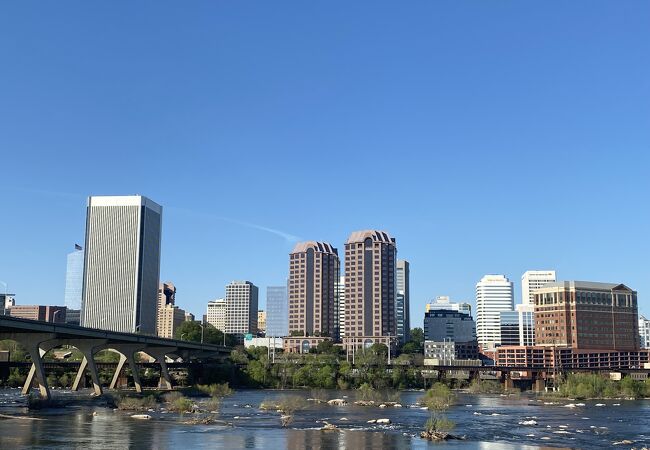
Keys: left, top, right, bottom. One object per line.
{"left": 420, "top": 382, "right": 456, "bottom": 438}
{"left": 175, "top": 321, "right": 237, "bottom": 346}
{"left": 401, "top": 341, "right": 420, "bottom": 354}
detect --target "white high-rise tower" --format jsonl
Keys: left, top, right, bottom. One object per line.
{"left": 81, "top": 195, "right": 162, "bottom": 334}
{"left": 476, "top": 274, "right": 514, "bottom": 350}
{"left": 521, "top": 270, "right": 556, "bottom": 306}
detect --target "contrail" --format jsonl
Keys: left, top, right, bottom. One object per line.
{"left": 165, "top": 206, "right": 302, "bottom": 243}
{"left": 4, "top": 187, "right": 301, "bottom": 244}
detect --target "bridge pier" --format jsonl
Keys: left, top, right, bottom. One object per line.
{"left": 0, "top": 332, "right": 55, "bottom": 400}
{"left": 108, "top": 345, "right": 143, "bottom": 393}
{"left": 534, "top": 377, "right": 545, "bottom": 392}
{"left": 70, "top": 340, "right": 107, "bottom": 396}
{"left": 146, "top": 347, "right": 177, "bottom": 390}
{"left": 504, "top": 376, "right": 514, "bottom": 391}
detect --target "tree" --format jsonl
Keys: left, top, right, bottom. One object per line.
{"left": 420, "top": 382, "right": 456, "bottom": 440}
{"left": 401, "top": 342, "right": 420, "bottom": 354}
{"left": 175, "top": 321, "right": 237, "bottom": 346}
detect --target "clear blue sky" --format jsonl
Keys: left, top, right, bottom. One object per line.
{"left": 1, "top": 2, "right": 649, "bottom": 327}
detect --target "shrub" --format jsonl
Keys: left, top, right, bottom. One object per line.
{"left": 196, "top": 382, "right": 233, "bottom": 398}
{"left": 468, "top": 379, "right": 502, "bottom": 394}
{"left": 117, "top": 395, "right": 157, "bottom": 411}
{"left": 170, "top": 396, "right": 193, "bottom": 413}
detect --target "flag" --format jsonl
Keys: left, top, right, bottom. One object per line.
{"left": 75, "top": 244, "right": 83, "bottom": 251}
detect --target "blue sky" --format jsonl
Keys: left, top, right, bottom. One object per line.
{"left": 1, "top": 1, "right": 649, "bottom": 326}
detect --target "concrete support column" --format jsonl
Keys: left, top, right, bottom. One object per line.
{"left": 69, "top": 340, "right": 107, "bottom": 396}
{"left": 504, "top": 377, "right": 515, "bottom": 391}
{"left": 108, "top": 345, "right": 143, "bottom": 393}
{"left": 534, "top": 377, "right": 545, "bottom": 392}
{"left": 146, "top": 347, "right": 177, "bottom": 390}
{"left": 23, "top": 340, "right": 61, "bottom": 393}
{"left": 0, "top": 332, "right": 55, "bottom": 400}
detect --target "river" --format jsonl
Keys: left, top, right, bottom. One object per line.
{"left": 1, "top": 388, "right": 648, "bottom": 449}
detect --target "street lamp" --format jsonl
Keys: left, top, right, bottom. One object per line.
{"left": 198, "top": 322, "right": 204, "bottom": 344}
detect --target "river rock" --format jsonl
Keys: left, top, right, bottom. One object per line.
{"left": 393, "top": 404, "right": 402, "bottom": 408}
{"left": 420, "top": 431, "right": 463, "bottom": 441}
{"left": 321, "top": 422, "right": 338, "bottom": 431}
{"left": 131, "top": 414, "right": 151, "bottom": 420}
{"left": 376, "top": 418, "right": 390, "bottom": 424}
{"left": 378, "top": 404, "right": 387, "bottom": 408}
{"left": 367, "top": 419, "right": 376, "bottom": 424}
{"left": 327, "top": 399, "right": 348, "bottom": 406}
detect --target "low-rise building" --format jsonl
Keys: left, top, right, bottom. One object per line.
{"left": 283, "top": 336, "right": 332, "bottom": 354}
{"left": 8, "top": 305, "right": 66, "bottom": 323}
{"left": 495, "top": 346, "right": 650, "bottom": 369}
{"left": 244, "top": 336, "right": 284, "bottom": 350}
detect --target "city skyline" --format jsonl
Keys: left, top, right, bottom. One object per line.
{"left": 1, "top": 2, "right": 648, "bottom": 327}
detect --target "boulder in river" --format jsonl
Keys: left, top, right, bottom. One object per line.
{"left": 327, "top": 399, "right": 348, "bottom": 406}
{"left": 420, "top": 431, "right": 464, "bottom": 441}
{"left": 376, "top": 418, "right": 391, "bottom": 424}
{"left": 130, "top": 414, "right": 151, "bottom": 420}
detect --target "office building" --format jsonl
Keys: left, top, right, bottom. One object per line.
{"left": 521, "top": 270, "right": 556, "bottom": 306}
{"left": 265, "top": 286, "right": 288, "bottom": 337}
{"left": 534, "top": 281, "right": 639, "bottom": 351}
{"left": 81, "top": 195, "right": 162, "bottom": 334}
{"left": 64, "top": 244, "right": 84, "bottom": 310}
{"left": 224, "top": 281, "right": 258, "bottom": 339}
{"left": 396, "top": 259, "right": 410, "bottom": 344}
{"left": 640, "top": 315, "right": 650, "bottom": 349}
{"left": 475, "top": 275, "right": 514, "bottom": 351}
{"left": 206, "top": 298, "right": 226, "bottom": 331}
{"left": 65, "top": 309, "right": 81, "bottom": 326}
{"left": 498, "top": 304, "right": 535, "bottom": 347}
{"left": 423, "top": 309, "right": 480, "bottom": 363}
{"left": 499, "top": 311, "right": 521, "bottom": 346}
{"left": 184, "top": 311, "right": 195, "bottom": 322}
{"left": 343, "top": 230, "right": 397, "bottom": 350}
{"left": 424, "top": 309, "right": 477, "bottom": 343}
{"left": 156, "top": 282, "right": 176, "bottom": 336}
{"left": 426, "top": 296, "right": 472, "bottom": 316}
{"left": 157, "top": 304, "right": 186, "bottom": 339}
{"left": 9, "top": 305, "right": 66, "bottom": 323}
{"left": 516, "top": 303, "right": 535, "bottom": 346}
{"left": 1, "top": 293, "right": 15, "bottom": 315}
{"left": 285, "top": 241, "right": 339, "bottom": 352}
{"left": 257, "top": 310, "right": 266, "bottom": 334}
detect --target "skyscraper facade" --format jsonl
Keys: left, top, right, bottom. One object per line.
{"left": 265, "top": 286, "right": 288, "bottom": 337}
{"left": 64, "top": 245, "right": 84, "bottom": 310}
{"left": 343, "top": 230, "right": 397, "bottom": 350}
{"left": 287, "top": 241, "right": 340, "bottom": 338}
{"left": 206, "top": 298, "right": 226, "bottom": 331}
{"left": 521, "top": 270, "right": 556, "bottom": 306}
{"left": 475, "top": 274, "right": 514, "bottom": 350}
{"left": 81, "top": 195, "right": 162, "bottom": 334}
{"left": 396, "top": 259, "right": 410, "bottom": 344}
{"left": 224, "top": 281, "right": 258, "bottom": 338}
{"left": 338, "top": 276, "right": 346, "bottom": 338}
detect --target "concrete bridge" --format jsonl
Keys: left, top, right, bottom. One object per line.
{"left": 0, "top": 315, "right": 231, "bottom": 400}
